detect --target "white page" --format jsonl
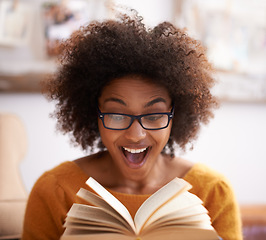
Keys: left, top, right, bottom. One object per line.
{"left": 142, "top": 205, "right": 210, "bottom": 234}
{"left": 134, "top": 177, "right": 191, "bottom": 234}
{"left": 77, "top": 188, "right": 129, "bottom": 228}
{"left": 66, "top": 204, "right": 121, "bottom": 224}
{"left": 143, "top": 191, "right": 203, "bottom": 228}
{"left": 64, "top": 214, "right": 128, "bottom": 233}
{"left": 86, "top": 177, "right": 136, "bottom": 231}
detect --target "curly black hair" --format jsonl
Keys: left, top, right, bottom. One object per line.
{"left": 43, "top": 10, "right": 218, "bottom": 156}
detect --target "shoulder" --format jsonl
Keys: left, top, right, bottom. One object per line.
{"left": 184, "top": 163, "right": 235, "bottom": 201}
{"left": 35, "top": 161, "right": 86, "bottom": 185}
{"left": 184, "top": 164, "right": 242, "bottom": 239}
{"left": 30, "top": 161, "right": 88, "bottom": 200}
{"left": 184, "top": 163, "right": 235, "bottom": 204}
{"left": 185, "top": 163, "right": 229, "bottom": 185}
{"left": 23, "top": 161, "right": 89, "bottom": 239}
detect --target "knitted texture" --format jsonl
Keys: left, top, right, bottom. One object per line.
{"left": 22, "top": 161, "right": 242, "bottom": 240}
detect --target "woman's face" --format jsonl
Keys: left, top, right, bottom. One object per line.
{"left": 98, "top": 76, "right": 172, "bottom": 180}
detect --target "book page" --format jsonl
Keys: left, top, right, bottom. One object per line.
{"left": 86, "top": 177, "right": 136, "bottom": 232}
{"left": 66, "top": 203, "right": 124, "bottom": 227}
{"left": 154, "top": 212, "right": 211, "bottom": 226}
{"left": 143, "top": 191, "right": 203, "bottom": 228}
{"left": 64, "top": 220, "right": 128, "bottom": 234}
{"left": 61, "top": 225, "right": 219, "bottom": 240}
{"left": 64, "top": 215, "right": 129, "bottom": 233}
{"left": 77, "top": 188, "right": 129, "bottom": 228}
{"left": 140, "top": 226, "right": 220, "bottom": 240}
{"left": 61, "top": 230, "right": 135, "bottom": 240}
{"left": 151, "top": 205, "right": 209, "bottom": 226}
{"left": 134, "top": 177, "right": 191, "bottom": 234}
{"left": 142, "top": 206, "right": 211, "bottom": 234}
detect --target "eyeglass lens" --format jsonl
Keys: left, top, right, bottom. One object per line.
{"left": 103, "top": 114, "right": 169, "bottom": 130}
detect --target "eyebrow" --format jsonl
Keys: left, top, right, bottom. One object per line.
{"left": 104, "top": 97, "right": 126, "bottom": 106}
{"left": 144, "top": 97, "right": 166, "bottom": 107}
{"left": 103, "top": 97, "right": 166, "bottom": 107}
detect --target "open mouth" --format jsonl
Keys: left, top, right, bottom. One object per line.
{"left": 121, "top": 146, "right": 150, "bottom": 168}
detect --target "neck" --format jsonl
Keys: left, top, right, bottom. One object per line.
{"left": 102, "top": 151, "right": 173, "bottom": 194}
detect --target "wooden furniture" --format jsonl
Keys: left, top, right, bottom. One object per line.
{"left": 240, "top": 205, "right": 266, "bottom": 240}
{"left": 0, "top": 114, "right": 28, "bottom": 239}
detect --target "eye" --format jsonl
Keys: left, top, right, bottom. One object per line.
{"left": 143, "top": 114, "right": 163, "bottom": 122}
{"left": 108, "top": 114, "right": 126, "bottom": 121}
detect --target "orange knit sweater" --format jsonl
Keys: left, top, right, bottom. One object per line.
{"left": 22, "top": 161, "right": 243, "bottom": 240}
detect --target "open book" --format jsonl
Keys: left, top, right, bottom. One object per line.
{"left": 61, "top": 177, "right": 221, "bottom": 240}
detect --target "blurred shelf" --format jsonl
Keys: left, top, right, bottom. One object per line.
{"left": 0, "top": 73, "right": 47, "bottom": 93}
{"left": 1, "top": 66, "right": 266, "bottom": 104}
{"left": 213, "top": 71, "right": 266, "bottom": 103}
{"left": 0, "top": 59, "right": 56, "bottom": 93}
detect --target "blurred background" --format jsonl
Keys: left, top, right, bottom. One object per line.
{"left": 0, "top": 0, "right": 266, "bottom": 206}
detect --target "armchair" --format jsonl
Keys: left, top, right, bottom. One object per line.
{"left": 0, "top": 114, "right": 28, "bottom": 239}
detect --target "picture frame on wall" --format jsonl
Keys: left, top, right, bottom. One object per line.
{"left": 174, "top": 0, "right": 266, "bottom": 102}
{"left": 42, "top": 0, "right": 111, "bottom": 57}
{"left": 0, "top": 0, "right": 34, "bottom": 46}
{"left": 0, "top": 0, "right": 112, "bottom": 93}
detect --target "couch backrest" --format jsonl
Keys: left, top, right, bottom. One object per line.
{"left": 0, "top": 113, "right": 28, "bottom": 238}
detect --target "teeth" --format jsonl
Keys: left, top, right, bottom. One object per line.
{"left": 123, "top": 147, "right": 147, "bottom": 154}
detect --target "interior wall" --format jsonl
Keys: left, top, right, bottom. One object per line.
{"left": 1, "top": 0, "right": 265, "bottom": 205}
{"left": 0, "top": 93, "right": 265, "bottom": 204}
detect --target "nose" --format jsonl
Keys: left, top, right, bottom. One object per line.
{"left": 124, "top": 119, "right": 146, "bottom": 142}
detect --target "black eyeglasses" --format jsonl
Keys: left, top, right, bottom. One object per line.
{"left": 98, "top": 107, "right": 174, "bottom": 130}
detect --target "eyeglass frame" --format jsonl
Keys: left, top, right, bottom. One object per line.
{"left": 98, "top": 106, "right": 174, "bottom": 130}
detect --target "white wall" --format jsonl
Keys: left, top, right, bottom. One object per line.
{"left": 182, "top": 102, "right": 266, "bottom": 204}
{"left": 1, "top": 0, "right": 265, "bottom": 205}
{"left": 0, "top": 93, "right": 266, "bottom": 204}
{"left": 113, "top": 0, "right": 175, "bottom": 26}
{"left": 0, "top": 93, "right": 85, "bottom": 192}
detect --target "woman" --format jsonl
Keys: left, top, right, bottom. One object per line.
{"left": 22, "top": 11, "right": 243, "bottom": 240}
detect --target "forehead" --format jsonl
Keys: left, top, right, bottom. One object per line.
{"left": 100, "top": 76, "right": 171, "bottom": 101}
